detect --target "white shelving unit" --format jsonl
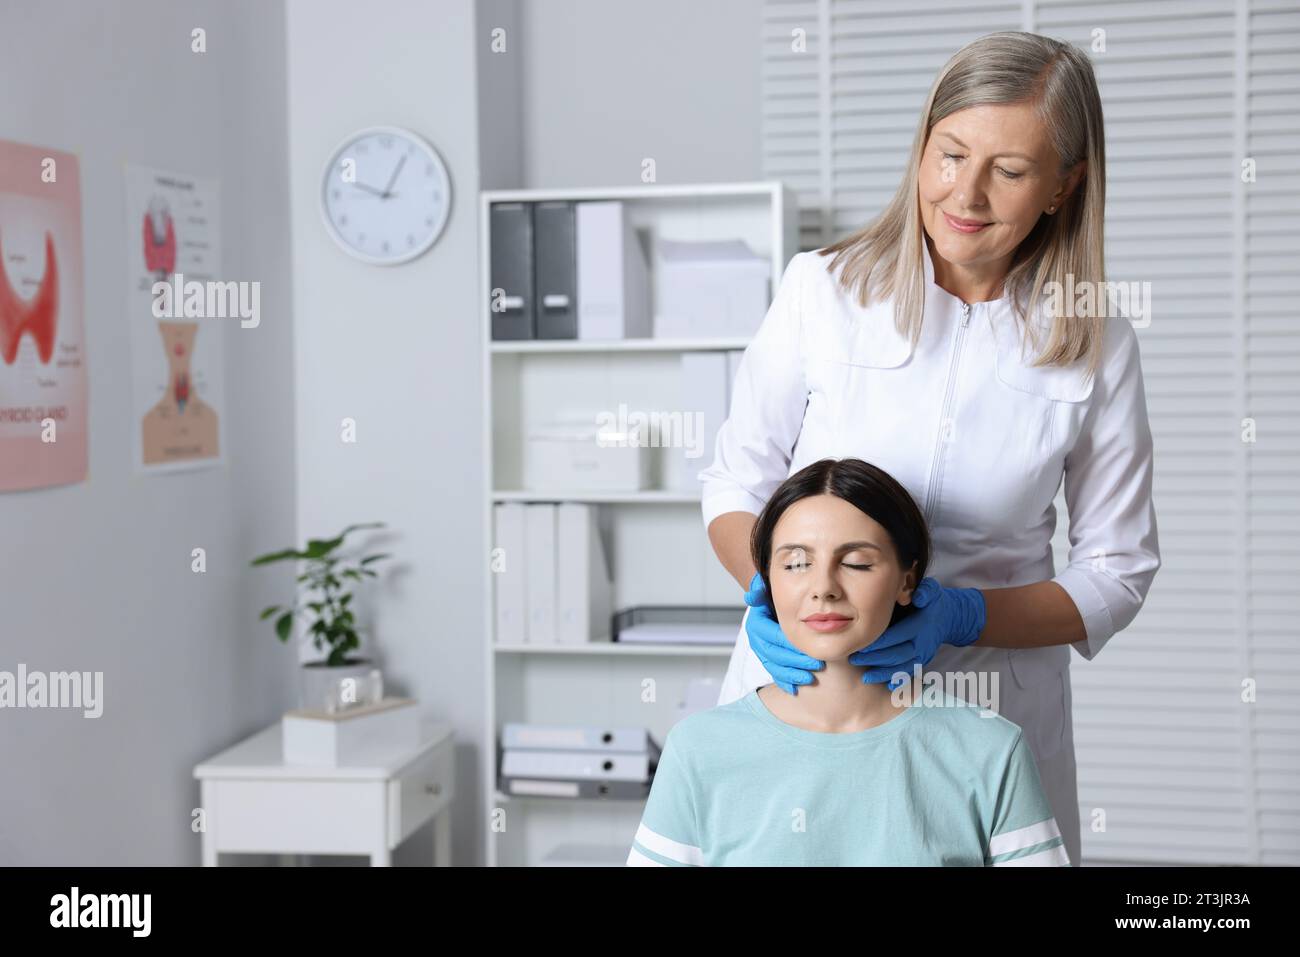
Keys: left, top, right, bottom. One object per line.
{"left": 479, "top": 181, "right": 798, "bottom": 867}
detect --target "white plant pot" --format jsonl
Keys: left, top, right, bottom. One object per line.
{"left": 298, "top": 659, "right": 382, "bottom": 712}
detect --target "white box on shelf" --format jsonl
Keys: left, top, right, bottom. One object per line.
{"left": 654, "top": 238, "right": 771, "bottom": 339}
{"left": 281, "top": 697, "right": 419, "bottom": 767}
{"left": 524, "top": 422, "right": 651, "bottom": 491}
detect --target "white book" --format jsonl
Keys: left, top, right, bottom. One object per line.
{"left": 501, "top": 749, "right": 651, "bottom": 782}
{"left": 524, "top": 504, "right": 558, "bottom": 644}
{"left": 671, "top": 351, "right": 728, "bottom": 491}
{"left": 502, "top": 723, "right": 657, "bottom": 754}
{"left": 576, "top": 201, "right": 650, "bottom": 339}
{"left": 556, "top": 503, "right": 612, "bottom": 644}
{"left": 493, "top": 503, "right": 527, "bottom": 645}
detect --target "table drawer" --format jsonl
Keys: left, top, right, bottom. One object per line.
{"left": 210, "top": 778, "right": 385, "bottom": 854}
{"left": 388, "top": 739, "right": 453, "bottom": 846}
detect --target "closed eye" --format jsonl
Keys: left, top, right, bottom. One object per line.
{"left": 940, "top": 152, "right": 1023, "bottom": 180}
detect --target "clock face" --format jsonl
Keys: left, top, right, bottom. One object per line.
{"left": 320, "top": 126, "right": 451, "bottom": 264}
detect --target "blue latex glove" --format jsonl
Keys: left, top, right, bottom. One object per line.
{"left": 846, "top": 577, "right": 986, "bottom": 690}
{"left": 743, "top": 571, "right": 823, "bottom": 695}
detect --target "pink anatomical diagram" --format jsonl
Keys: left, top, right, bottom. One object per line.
{"left": 142, "top": 198, "right": 176, "bottom": 275}
{"left": 138, "top": 196, "right": 218, "bottom": 463}
{"left": 141, "top": 320, "right": 219, "bottom": 464}
{"left": 0, "top": 226, "right": 59, "bottom": 366}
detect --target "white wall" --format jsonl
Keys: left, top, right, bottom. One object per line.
{"left": 285, "top": 0, "right": 486, "bottom": 865}
{"left": 518, "top": 0, "right": 763, "bottom": 188}
{"left": 0, "top": 0, "right": 298, "bottom": 865}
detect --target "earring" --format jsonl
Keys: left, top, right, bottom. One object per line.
{"left": 1047, "top": 205, "right": 1056, "bottom": 213}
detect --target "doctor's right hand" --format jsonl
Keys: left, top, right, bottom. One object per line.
{"left": 744, "top": 571, "right": 824, "bottom": 695}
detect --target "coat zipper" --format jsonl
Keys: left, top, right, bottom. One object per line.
{"left": 922, "top": 301, "right": 972, "bottom": 523}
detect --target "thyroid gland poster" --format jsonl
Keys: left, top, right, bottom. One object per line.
{"left": 0, "top": 139, "right": 88, "bottom": 494}
{"left": 124, "top": 164, "right": 225, "bottom": 473}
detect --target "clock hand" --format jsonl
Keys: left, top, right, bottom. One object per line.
{"left": 351, "top": 181, "right": 387, "bottom": 197}
{"left": 381, "top": 155, "right": 407, "bottom": 198}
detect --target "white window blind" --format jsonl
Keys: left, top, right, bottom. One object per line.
{"left": 762, "top": 0, "right": 1300, "bottom": 865}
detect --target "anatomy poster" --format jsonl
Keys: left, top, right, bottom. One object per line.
{"left": 124, "top": 164, "right": 224, "bottom": 472}
{"left": 0, "top": 139, "right": 88, "bottom": 493}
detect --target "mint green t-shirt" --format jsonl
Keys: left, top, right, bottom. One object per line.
{"left": 627, "top": 689, "right": 1069, "bottom": 867}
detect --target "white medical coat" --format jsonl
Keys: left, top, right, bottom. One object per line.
{"left": 702, "top": 242, "right": 1162, "bottom": 866}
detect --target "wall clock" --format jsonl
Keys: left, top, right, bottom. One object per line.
{"left": 320, "top": 126, "right": 451, "bottom": 265}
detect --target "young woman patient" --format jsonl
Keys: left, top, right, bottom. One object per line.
{"left": 627, "top": 456, "right": 1070, "bottom": 867}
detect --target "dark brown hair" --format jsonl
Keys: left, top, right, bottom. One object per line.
{"left": 749, "top": 457, "right": 931, "bottom": 630}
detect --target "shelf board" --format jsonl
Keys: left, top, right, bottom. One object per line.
{"left": 492, "top": 489, "right": 700, "bottom": 504}
{"left": 494, "top": 642, "right": 732, "bottom": 657}
{"left": 491, "top": 336, "right": 751, "bottom": 354}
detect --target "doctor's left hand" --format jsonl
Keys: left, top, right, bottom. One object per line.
{"left": 846, "top": 577, "right": 986, "bottom": 690}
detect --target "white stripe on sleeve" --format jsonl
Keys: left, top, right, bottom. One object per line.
{"left": 626, "top": 845, "right": 666, "bottom": 867}
{"left": 633, "top": 822, "right": 704, "bottom": 866}
{"left": 992, "top": 843, "right": 1071, "bottom": 866}
{"left": 988, "top": 818, "right": 1061, "bottom": 858}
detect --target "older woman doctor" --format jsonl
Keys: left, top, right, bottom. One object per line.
{"left": 700, "top": 32, "right": 1161, "bottom": 868}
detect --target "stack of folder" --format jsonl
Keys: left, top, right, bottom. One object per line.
{"left": 499, "top": 722, "right": 661, "bottom": 800}
{"left": 493, "top": 502, "right": 612, "bottom": 644}
{"left": 490, "top": 200, "right": 650, "bottom": 341}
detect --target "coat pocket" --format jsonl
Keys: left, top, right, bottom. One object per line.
{"left": 804, "top": 310, "right": 915, "bottom": 369}
{"left": 992, "top": 341, "right": 1094, "bottom": 403}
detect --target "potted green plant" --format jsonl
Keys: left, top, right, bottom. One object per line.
{"left": 252, "top": 522, "right": 392, "bottom": 710}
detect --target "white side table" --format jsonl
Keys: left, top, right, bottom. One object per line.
{"left": 194, "top": 719, "right": 454, "bottom": 866}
